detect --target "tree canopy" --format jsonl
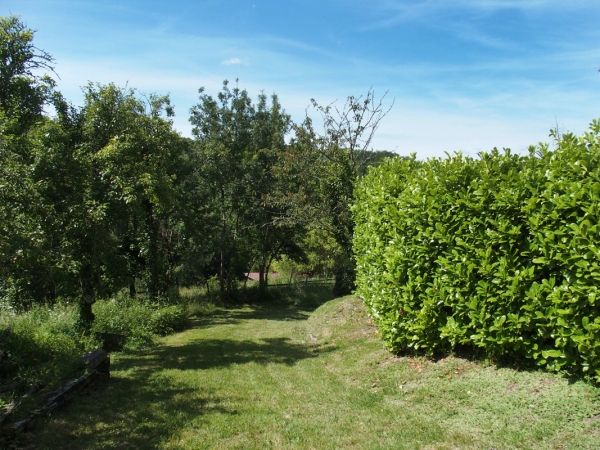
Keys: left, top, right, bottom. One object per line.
{"left": 0, "top": 15, "right": 394, "bottom": 323}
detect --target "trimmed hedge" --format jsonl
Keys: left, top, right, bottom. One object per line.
{"left": 353, "top": 120, "right": 600, "bottom": 380}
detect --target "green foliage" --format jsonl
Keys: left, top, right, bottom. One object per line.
{"left": 353, "top": 120, "right": 600, "bottom": 380}
{"left": 178, "top": 285, "right": 218, "bottom": 317}
{"left": 0, "top": 302, "right": 99, "bottom": 388}
{"left": 0, "top": 15, "right": 55, "bottom": 134}
{"left": 333, "top": 267, "right": 356, "bottom": 297}
{"left": 0, "top": 14, "right": 386, "bottom": 314}
{"left": 190, "top": 80, "right": 304, "bottom": 300}
{"left": 92, "top": 292, "right": 186, "bottom": 349}
{"left": 271, "top": 227, "right": 348, "bottom": 278}
{"left": 0, "top": 293, "right": 186, "bottom": 387}
{"left": 1, "top": 75, "right": 193, "bottom": 315}
{"left": 0, "top": 16, "right": 59, "bottom": 309}
{"left": 289, "top": 87, "right": 395, "bottom": 294}
{"left": 291, "top": 97, "right": 391, "bottom": 260}
{"left": 73, "top": 83, "right": 192, "bottom": 306}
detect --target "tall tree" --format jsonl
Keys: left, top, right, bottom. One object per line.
{"left": 75, "top": 83, "right": 189, "bottom": 318}
{"left": 190, "top": 81, "right": 255, "bottom": 301}
{"left": 289, "top": 89, "right": 393, "bottom": 294}
{"left": 246, "top": 92, "right": 305, "bottom": 296}
{"left": 0, "top": 15, "right": 55, "bottom": 135}
{"left": 0, "top": 16, "right": 57, "bottom": 308}
{"left": 190, "top": 81, "right": 304, "bottom": 300}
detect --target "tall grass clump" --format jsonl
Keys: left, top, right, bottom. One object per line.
{"left": 353, "top": 120, "right": 600, "bottom": 381}
{"left": 0, "top": 302, "right": 99, "bottom": 389}
{"left": 179, "top": 282, "right": 219, "bottom": 317}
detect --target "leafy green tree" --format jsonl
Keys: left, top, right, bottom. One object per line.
{"left": 288, "top": 90, "right": 393, "bottom": 294}
{"left": 0, "top": 15, "right": 55, "bottom": 135}
{"left": 0, "top": 15, "right": 58, "bottom": 308}
{"left": 1, "top": 76, "right": 191, "bottom": 323}
{"left": 0, "top": 15, "right": 196, "bottom": 321}
{"left": 271, "top": 227, "right": 347, "bottom": 279}
{"left": 245, "top": 92, "right": 308, "bottom": 295}
{"left": 0, "top": 14, "right": 395, "bottom": 315}
{"left": 190, "top": 81, "right": 305, "bottom": 300}
{"left": 74, "top": 83, "right": 190, "bottom": 320}
{"left": 190, "top": 81, "right": 255, "bottom": 301}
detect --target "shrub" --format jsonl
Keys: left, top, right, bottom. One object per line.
{"left": 333, "top": 267, "right": 356, "bottom": 298}
{"left": 0, "top": 290, "right": 191, "bottom": 396}
{"left": 0, "top": 302, "right": 99, "bottom": 387}
{"left": 92, "top": 292, "right": 186, "bottom": 349}
{"left": 353, "top": 120, "right": 600, "bottom": 381}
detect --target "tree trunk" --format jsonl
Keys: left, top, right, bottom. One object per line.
{"left": 144, "top": 200, "right": 160, "bottom": 299}
{"left": 258, "top": 264, "right": 267, "bottom": 297}
{"left": 129, "top": 278, "right": 136, "bottom": 298}
{"left": 79, "top": 263, "right": 96, "bottom": 327}
{"left": 219, "top": 189, "right": 227, "bottom": 303}
{"left": 161, "top": 217, "right": 178, "bottom": 290}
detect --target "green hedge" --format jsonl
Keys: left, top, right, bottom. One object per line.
{"left": 353, "top": 120, "right": 600, "bottom": 380}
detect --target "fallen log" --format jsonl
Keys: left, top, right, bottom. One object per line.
{"left": 82, "top": 349, "right": 110, "bottom": 374}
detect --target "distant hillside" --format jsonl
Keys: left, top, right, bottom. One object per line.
{"left": 356, "top": 150, "right": 403, "bottom": 176}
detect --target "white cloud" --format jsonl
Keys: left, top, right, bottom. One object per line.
{"left": 222, "top": 58, "right": 242, "bottom": 65}
{"left": 48, "top": 29, "right": 600, "bottom": 159}
{"left": 16, "top": 0, "right": 598, "bottom": 160}
{"left": 358, "top": 0, "right": 596, "bottom": 31}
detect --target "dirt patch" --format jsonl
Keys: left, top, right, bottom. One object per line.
{"left": 586, "top": 414, "right": 600, "bottom": 423}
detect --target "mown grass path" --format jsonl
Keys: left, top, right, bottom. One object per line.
{"left": 20, "top": 295, "right": 600, "bottom": 449}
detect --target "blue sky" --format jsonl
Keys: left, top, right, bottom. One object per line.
{"left": 3, "top": 0, "right": 600, "bottom": 158}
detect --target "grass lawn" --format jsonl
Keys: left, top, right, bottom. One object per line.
{"left": 18, "top": 285, "right": 600, "bottom": 449}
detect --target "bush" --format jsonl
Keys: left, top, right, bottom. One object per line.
{"left": 353, "top": 120, "right": 600, "bottom": 381}
{"left": 92, "top": 292, "right": 186, "bottom": 349}
{"left": 0, "top": 290, "right": 191, "bottom": 395}
{"left": 0, "top": 302, "right": 99, "bottom": 387}
{"left": 333, "top": 267, "right": 356, "bottom": 298}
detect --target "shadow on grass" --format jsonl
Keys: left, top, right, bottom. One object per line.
{"left": 191, "top": 304, "right": 313, "bottom": 329}
{"left": 20, "top": 370, "right": 235, "bottom": 450}
{"left": 19, "top": 295, "right": 333, "bottom": 449}
{"left": 236, "top": 281, "right": 334, "bottom": 311}
{"left": 118, "top": 336, "right": 329, "bottom": 373}
{"left": 115, "top": 302, "right": 334, "bottom": 374}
